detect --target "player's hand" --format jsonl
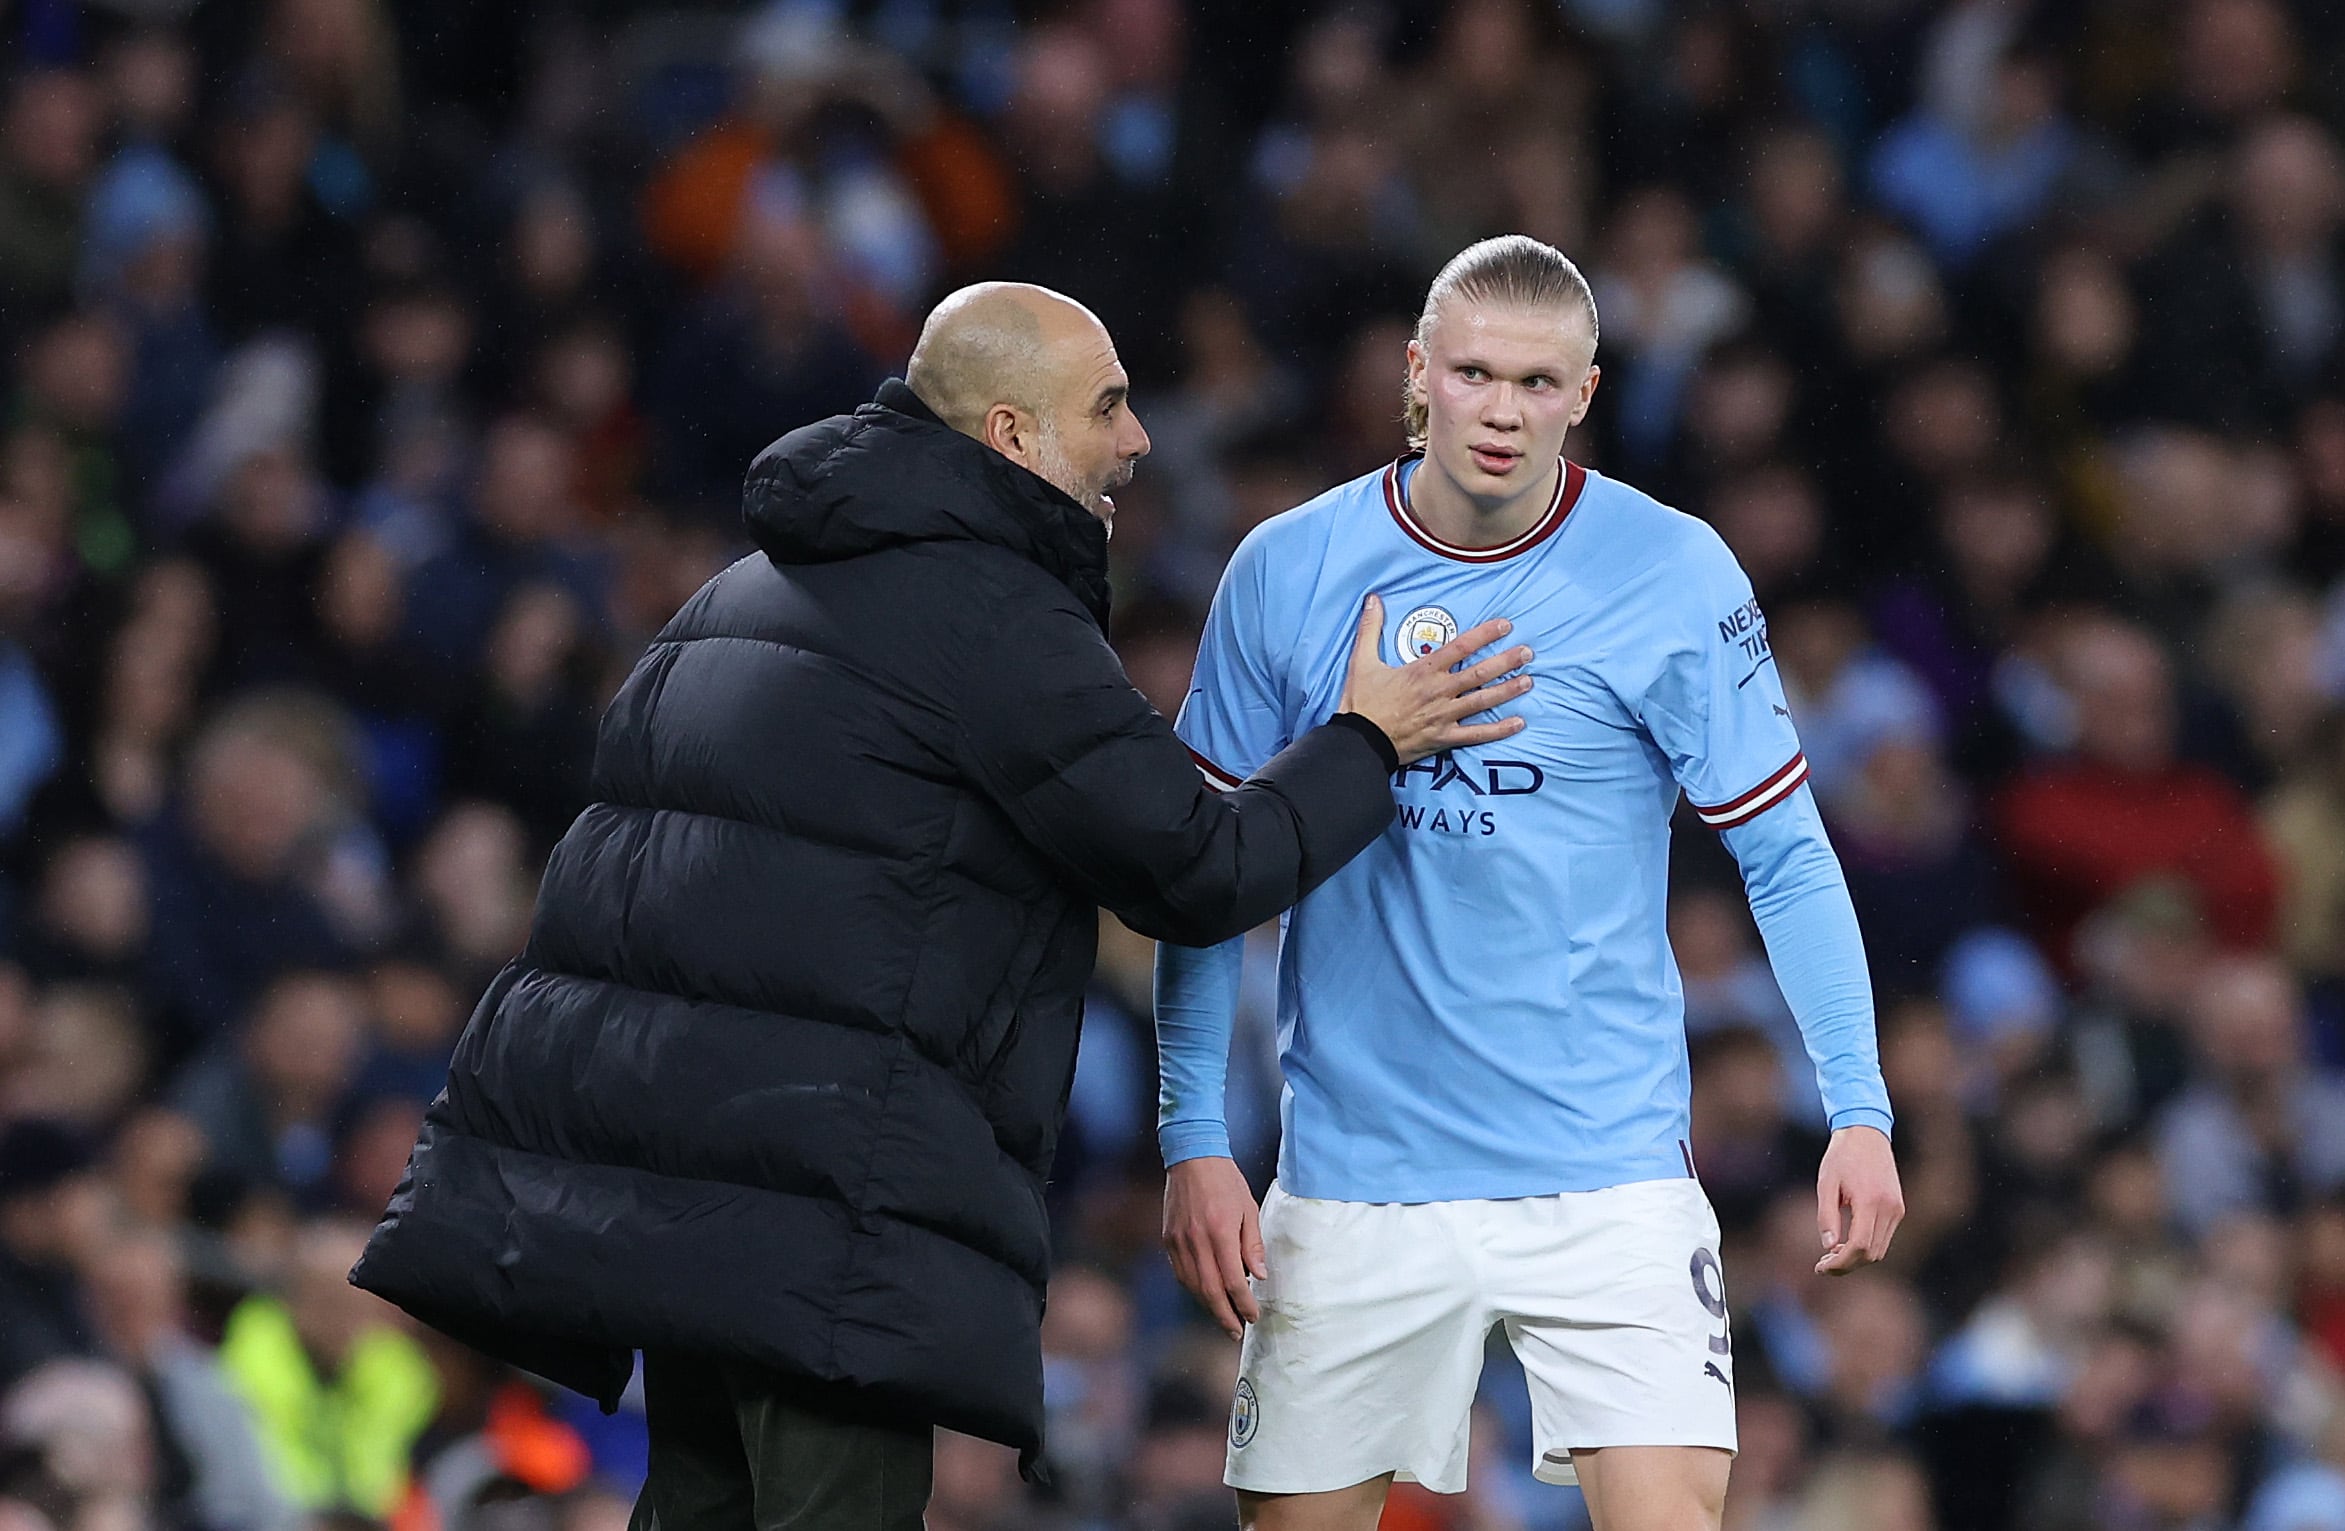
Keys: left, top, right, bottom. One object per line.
{"left": 1163, "top": 1156, "right": 1265, "bottom": 1339}
{"left": 1338, "top": 595, "right": 1535, "bottom": 765}
{"left": 1815, "top": 1125, "right": 1904, "bottom": 1275}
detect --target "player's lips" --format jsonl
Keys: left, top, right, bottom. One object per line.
{"left": 1469, "top": 444, "right": 1523, "bottom": 474}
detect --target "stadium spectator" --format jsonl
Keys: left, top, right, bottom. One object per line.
{"left": 404, "top": 416, "right": 606, "bottom": 675}
{"left": 138, "top": 700, "right": 353, "bottom": 1044}
{"left": 0, "top": 70, "right": 103, "bottom": 345}
{"left": 1869, "top": 35, "right": 2083, "bottom": 273}
{"left": 0, "top": 1359, "right": 162, "bottom": 1531}
{"left": 1993, "top": 614, "right": 2280, "bottom": 964}
{"left": 0, "top": 1121, "right": 105, "bottom": 1390}
{"left": 2156, "top": 955, "right": 2345, "bottom": 1238}
{"left": 83, "top": 1226, "right": 298, "bottom": 1531}
{"left": 166, "top": 969, "right": 367, "bottom": 1208}
{"left": 219, "top": 1219, "right": 436, "bottom": 1521}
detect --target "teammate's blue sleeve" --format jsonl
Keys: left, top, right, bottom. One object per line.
{"left": 1155, "top": 936, "right": 1244, "bottom": 1165}
{"left": 1155, "top": 528, "right": 1295, "bottom": 1165}
{"left": 1722, "top": 790, "right": 1894, "bottom": 1137}
{"left": 1637, "top": 528, "right": 1890, "bottom": 1137}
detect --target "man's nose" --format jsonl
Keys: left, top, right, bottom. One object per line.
{"left": 1123, "top": 408, "right": 1152, "bottom": 459}
{"left": 1484, "top": 385, "right": 1523, "bottom": 427}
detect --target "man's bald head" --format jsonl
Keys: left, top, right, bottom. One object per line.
{"left": 903, "top": 281, "right": 1150, "bottom": 525}
{"left": 907, "top": 282, "right": 1096, "bottom": 436}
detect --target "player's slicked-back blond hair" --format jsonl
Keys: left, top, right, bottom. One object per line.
{"left": 1405, "top": 235, "right": 1599, "bottom": 450}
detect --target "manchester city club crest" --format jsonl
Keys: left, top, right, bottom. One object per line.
{"left": 1230, "top": 1377, "right": 1259, "bottom": 1447}
{"left": 1398, "top": 604, "right": 1459, "bottom": 660}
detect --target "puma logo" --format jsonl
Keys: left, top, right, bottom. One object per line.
{"left": 1772, "top": 705, "right": 1791, "bottom": 719}
{"left": 1703, "top": 1361, "right": 1731, "bottom": 1388}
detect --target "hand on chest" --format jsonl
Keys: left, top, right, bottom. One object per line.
{"left": 1313, "top": 580, "right": 1625, "bottom": 739}
{"left": 1297, "top": 576, "right": 1657, "bottom": 815}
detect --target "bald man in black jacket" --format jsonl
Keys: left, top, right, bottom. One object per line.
{"left": 354, "top": 283, "right": 1532, "bottom": 1531}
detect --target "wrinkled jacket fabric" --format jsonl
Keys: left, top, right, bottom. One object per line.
{"left": 352, "top": 380, "right": 1395, "bottom": 1455}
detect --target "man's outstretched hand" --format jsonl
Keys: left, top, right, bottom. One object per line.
{"left": 1163, "top": 1156, "right": 1264, "bottom": 1340}
{"left": 1815, "top": 1124, "right": 1904, "bottom": 1275}
{"left": 1339, "top": 594, "right": 1534, "bottom": 765}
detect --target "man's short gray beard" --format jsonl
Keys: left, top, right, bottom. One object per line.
{"left": 1035, "top": 419, "right": 1128, "bottom": 531}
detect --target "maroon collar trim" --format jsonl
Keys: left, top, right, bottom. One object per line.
{"left": 1382, "top": 454, "right": 1585, "bottom": 563}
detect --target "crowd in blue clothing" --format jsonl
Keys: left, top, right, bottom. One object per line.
{"left": 8, "top": 1, "right": 2345, "bottom": 1529}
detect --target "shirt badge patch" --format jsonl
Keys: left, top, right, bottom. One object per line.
{"left": 1398, "top": 604, "right": 1459, "bottom": 660}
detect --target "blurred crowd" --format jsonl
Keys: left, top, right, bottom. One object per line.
{"left": 7, "top": 0, "right": 2345, "bottom": 1529}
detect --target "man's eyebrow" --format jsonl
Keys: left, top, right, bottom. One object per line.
{"left": 1094, "top": 381, "right": 1129, "bottom": 409}
{"left": 1454, "top": 355, "right": 1567, "bottom": 377}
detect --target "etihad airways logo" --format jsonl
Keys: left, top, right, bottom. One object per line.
{"left": 1392, "top": 753, "right": 1547, "bottom": 795}
{"left": 1389, "top": 751, "right": 1546, "bottom": 838}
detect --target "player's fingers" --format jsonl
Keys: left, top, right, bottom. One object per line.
{"left": 1816, "top": 1174, "right": 1845, "bottom": 1254}
{"left": 1213, "top": 1220, "right": 1259, "bottom": 1326}
{"left": 1424, "top": 618, "right": 1515, "bottom": 672}
{"left": 1182, "top": 1231, "right": 1243, "bottom": 1337}
{"left": 1352, "top": 595, "right": 1384, "bottom": 666}
{"left": 1860, "top": 1193, "right": 1902, "bottom": 1262}
{"left": 1191, "top": 1237, "right": 1247, "bottom": 1341}
{"left": 1815, "top": 1242, "right": 1862, "bottom": 1275}
{"left": 1242, "top": 1203, "right": 1268, "bottom": 1282}
{"left": 1166, "top": 1225, "right": 1200, "bottom": 1285}
{"left": 1167, "top": 1239, "right": 1203, "bottom": 1305}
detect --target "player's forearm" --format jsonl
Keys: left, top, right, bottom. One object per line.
{"left": 1154, "top": 934, "right": 1246, "bottom": 1164}
{"left": 1722, "top": 789, "right": 1894, "bottom": 1136}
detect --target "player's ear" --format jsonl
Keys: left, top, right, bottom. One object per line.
{"left": 1570, "top": 365, "right": 1601, "bottom": 427}
{"left": 1406, "top": 340, "right": 1428, "bottom": 406}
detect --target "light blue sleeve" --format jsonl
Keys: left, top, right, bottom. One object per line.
{"left": 1636, "top": 527, "right": 1888, "bottom": 1137}
{"left": 1157, "top": 529, "right": 1294, "bottom": 1165}
{"left": 1155, "top": 935, "right": 1246, "bottom": 1165}
{"left": 1173, "top": 525, "right": 1292, "bottom": 786}
{"left": 1720, "top": 785, "right": 1894, "bottom": 1137}
{"left": 1634, "top": 528, "right": 1809, "bottom": 827}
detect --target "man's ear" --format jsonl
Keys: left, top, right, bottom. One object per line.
{"left": 1570, "top": 364, "right": 1602, "bottom": 428}
{"left": 1406, "top": 339, "right": 1428, "bottom": 410}
{"left": 983, "top": 403, "right": 1033, "bottom": 464}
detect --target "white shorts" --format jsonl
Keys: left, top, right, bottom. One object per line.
{"left": 1224, "top": 1177, "right": 1737, "bottom": 1496}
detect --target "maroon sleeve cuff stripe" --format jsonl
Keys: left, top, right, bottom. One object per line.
{"left": 1689, "top": 753, "right": 1809, "bottom": 829}
{"left": 1188, "top": 747, "right": 1243, "bottom": 792}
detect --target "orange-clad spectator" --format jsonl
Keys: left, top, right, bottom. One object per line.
{"left": 640, "top": 114, "right": 767, "bottom": 288}
{"left": 639, "top": 9, "right": 1005, "bottom": 327}
{"left": 1994, "top": 614, "right": 2279, "bottom": 965}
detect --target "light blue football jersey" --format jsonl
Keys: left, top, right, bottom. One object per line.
{"left": 1173, "top": 454, "right": 1889, "bottom": 1202}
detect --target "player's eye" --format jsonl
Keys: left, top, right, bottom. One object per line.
{"left": 1525, "top": 375, "right": 1553, "bottom": 390}
{"left": 1458, "top": 366, "right": 1486, "bottom": 382}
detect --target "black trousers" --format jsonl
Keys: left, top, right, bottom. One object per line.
{"left": 627, "top": 1352, "right": 934, "bottom": 1531}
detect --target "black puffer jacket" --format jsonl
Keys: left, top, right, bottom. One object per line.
{"left": 351, "top": 380, "right": 1396, "bottom": 1455}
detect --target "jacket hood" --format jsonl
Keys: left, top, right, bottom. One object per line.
{"left": 742, "top": 378, "right": 1113, "bottom": 626}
